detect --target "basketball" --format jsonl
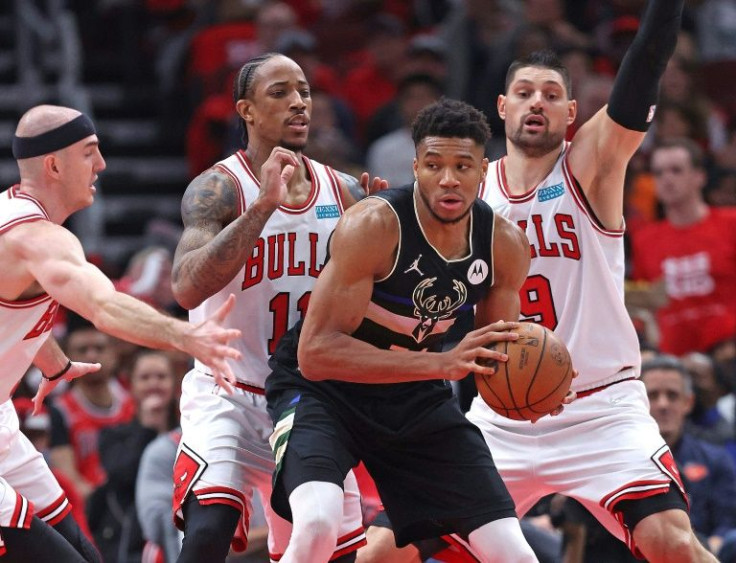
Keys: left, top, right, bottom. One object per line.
{"left": 475, "top": 322, "right": 573, "bottom": 421}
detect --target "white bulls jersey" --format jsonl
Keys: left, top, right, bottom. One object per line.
{"left": 189, "top": 151, "right": 347, "bottom": 387}
{"left": 479, "top": 144, "right": 640, "bottom": 392}
{"left": 0, "top": 187, "right": 57, "bottom": 403}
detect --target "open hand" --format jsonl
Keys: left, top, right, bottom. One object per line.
{"left": 33, "top": 361, "right": 102, "bottom": 414}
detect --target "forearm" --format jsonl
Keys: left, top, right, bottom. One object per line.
{"left": 299, "top": 332, "right": 447, "bottom": 383}
{"left": 173, "top": 199, "right": 275, "bottom": 309}
{"left": 607, "top": 0, "right": 684, "bottom": 131}
{"left": 89, "top": 291, "right": 189, "bottom": 352}
{"left": 32, "top": 337, "right": 69, "bottom": 375}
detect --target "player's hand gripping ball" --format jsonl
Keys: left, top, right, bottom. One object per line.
{"left": 475, "top": 322, "right": 573, "bottom": 421}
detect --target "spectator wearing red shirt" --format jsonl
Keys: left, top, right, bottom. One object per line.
{"left": 631, "top": 138, "right": 736, "bottom": 355}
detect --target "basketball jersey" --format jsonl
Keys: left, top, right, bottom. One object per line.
{"left": 54, "top": 381, "right": 136, "bottom": 487}
{"left": 275, "top": 185, "right": 496, "bottom": 401}
{"left": 188, "top": 151, "right": 347, "bottom": 388}
{"left": 479, "top": 144, "right": 640, "bottom": 392}
{"left": 0, "top": 186, "right": 58, "bottom": 403}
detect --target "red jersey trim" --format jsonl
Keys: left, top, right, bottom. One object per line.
{"left": 0, "top": 292, "right": 53, "bottom": 309}
{"left": 215, "top": 163, "right": 245, "bottom": 216}
{"left": 269, "top": 527, "right": 367, "bottom": 562}
{"left": 600, "top": 479, "right": 672, "bottom": 511}
{"left": 9, "top": 493, "right": 34, "bottom": 529}
{"left": 0, "top": 214, "right": 47, "bottom": 236}
{"left": 9, "top": 185, "right": 51, "bottom": 219}
{"left": 561, "top": 155, "right": 624, "bottom": 238}
{"left": 36, "top": 492, "right": 71, "bottom": 526}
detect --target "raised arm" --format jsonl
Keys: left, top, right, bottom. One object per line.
{"left": 298, "top": 199, "right": 517, "bottom": 383}
{"left": 172, "top": 147, "right": 299, "bottom": 309}
{"left": 568, "top": 0, "right": 684, "bottom": 229}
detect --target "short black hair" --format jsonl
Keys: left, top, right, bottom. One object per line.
{"left": 232, "top": 52, "right": 282, "bottom": 103}
{"left": 411, "top": 98, "right": 490, "bottom": 147}
{"left": 505, "top": 50, "right": 572, "bottom": 98}
{"left": 232, "top": 52, "right": 284, "bottom": 146}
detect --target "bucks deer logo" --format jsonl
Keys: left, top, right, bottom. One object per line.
{"left": 411, "top": 277, "right": 467, "bottom": 343}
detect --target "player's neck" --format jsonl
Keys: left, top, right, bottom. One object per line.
{"left": 18, "top": 179, "right": 71, "bottom": 225}
{"left": 503, "top": 142, "right": 564, "bottom": 195}
{"left": 665, "top": 198, "right": 708, "bottom": 227}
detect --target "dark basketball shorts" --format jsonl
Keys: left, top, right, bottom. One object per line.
{"left": 268, "top": 383, "right": 517, "bottom": 547}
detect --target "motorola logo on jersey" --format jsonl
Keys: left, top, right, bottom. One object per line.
{"left": 467, "top": 259, "right": 489, "bottom": 285}
{"left": 411, "top": 277, "right": 467, "bottom": 343}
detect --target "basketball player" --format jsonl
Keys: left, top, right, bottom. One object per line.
{"left": 469, "top": 0, "right": 716, "bottom": 560}
{"left": 0, "top": 104, "right": 240, "bottom": 562}
{"left": 265, "top": 98, "right": 539, "bottom": 563}
{"left": 170, "top": 53, "right": 382, "bottom": 562}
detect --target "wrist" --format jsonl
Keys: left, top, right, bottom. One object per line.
{"left": 43, "top": 359, "right": 72, "bottom": 382}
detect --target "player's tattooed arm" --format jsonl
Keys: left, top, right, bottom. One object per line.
{"left": 172, "top": 168, "right": 274, "bottom": 309}
{"left": 336, "top": 171, "right": 366, "bottom": 204}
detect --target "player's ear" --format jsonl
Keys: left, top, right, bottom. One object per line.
{"left": 412, "top": 158, "right": 418, "bottom": 179}
{"left": 567, "top": 99, "right": 577, "bottom": 126}
{"left": 497, "top": 95, "right": 506, "bottom": 120}
{"left": 43, "top": 154, "right": 60, "bottom": 178}
{"left": 236, "top": 99, "right": 254, "bottom": 124}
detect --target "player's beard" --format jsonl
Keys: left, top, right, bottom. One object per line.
{"left": 508, "top": 120, "right": 565, "bottom": 158}
{"left": 280, "top": 139, "right": 307, "bottom": 153}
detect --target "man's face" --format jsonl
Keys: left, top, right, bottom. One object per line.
{"left": 651, "top": 146, "right": 705, "bottom": 208}
{"left": 413, "top": 136, "right": 488, "bottom": 224}
{"left": 55, "top": 136, "right": 105, "bottom": 210}
{"left": 66, "top": 329, "right": 115, "bottom": 384}
{"left": 241, "top": 56, "right": 312, "bottom": 152}
{"left": 644, "top": 368, "right": 693, "bottom": 444}
{"left": 499, "top": 66, "right": 575, "bottom": 157}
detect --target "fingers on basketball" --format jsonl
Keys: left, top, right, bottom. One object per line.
{"left": 475, "top": 322, "right": 573, "bottom": 421}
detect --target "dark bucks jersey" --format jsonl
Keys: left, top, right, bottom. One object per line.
{"left": 267, "top": 185, "right": 496, "bottom": 402}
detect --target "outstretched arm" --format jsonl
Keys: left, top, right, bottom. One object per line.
{"left": 172, "top": 147, "right": 299, "bottom": 309}
{"left": 7, "top": 221, "right": 241, "bottom": 390}
{"left": 568, "top": 0, "right": 684, "bottom": 229}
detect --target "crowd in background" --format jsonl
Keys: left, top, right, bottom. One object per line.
{"left": 8, "top": 0, "right": 736, "bottom": 561}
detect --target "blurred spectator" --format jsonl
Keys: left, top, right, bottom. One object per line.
{"left": 93, "top": 350, "right": 179, "bottom": 562}
{"left": 695, "top": 0, "right": 736, "bottom": 63}
{"left": 341, "top": 13, "right": 407, "bottom": 137}
{"left": 137, "top": 428, "right": 183, "bottom": 563}
{"left": 275, "top": 29, "right": 341, "bottom": 96}
{"left": 658, "top": 55, "right": 728, "bottom": 152}
{"left": 13, "top": 397, "right": 94, "bottom": 545}
{"left": 642, "top": 355, "right": 736, "bottom": 559}
{"left": 303, "top": 89, "right": 361, "bottom": 174}
{"left": 365, "top": 73, "right": 443, "bottom": 187}
{"left": 363, "top": 33, "right": 448, "bottom": 146}
{"left": 682, "top": 352, "right": 735, "bottom": 446}
{"left": 630, "top": 138, "right": 736, "bottom": 355}
{"left": 48, "top": 314, "right": 136, "bottom": 500}
{"left": 115, "top": 246, "right": 177, "bottom": 314}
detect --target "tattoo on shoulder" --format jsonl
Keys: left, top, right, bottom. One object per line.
{"left": 181, "top": 169, "right": 238, "bottom": 227}
{"left": 335, "top": 170, "right": 366, "bottom": 201}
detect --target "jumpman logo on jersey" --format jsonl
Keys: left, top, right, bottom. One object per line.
{"left": 404, "top": 254, "right": 424, "bottom": 276}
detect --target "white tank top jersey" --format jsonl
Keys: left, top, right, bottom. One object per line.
{"left": 479, "top": 143, "right": 641, "bottom": 392}
{"left": 0, "top": 186, "right": 58, "bottom": 403}
{"left": 189, "top": 151, "right": 347, "bottom": 388}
